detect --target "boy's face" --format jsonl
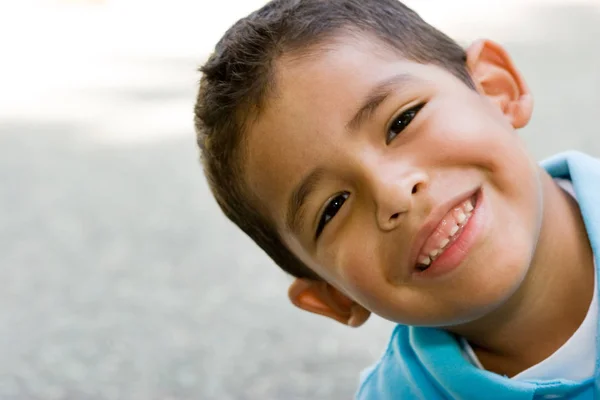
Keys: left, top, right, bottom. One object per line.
{"left": 244, "top": 36, "right": 540, "bottom": 326}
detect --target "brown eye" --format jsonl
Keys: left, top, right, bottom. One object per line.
{"left": 386, "top": 103, "right": 424, "bottom": 144}
{"left": 316, "top": 192, "right": 349, "bottom": 239}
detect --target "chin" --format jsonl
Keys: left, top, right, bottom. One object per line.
{"left": 444, "top": 261, "right": 532, "bottom": 327}
{"left": 417, "top": 257, "right": 532, "bottom": 328}
{"left": 373, "top": 240, "right": 534, "bottom": 328}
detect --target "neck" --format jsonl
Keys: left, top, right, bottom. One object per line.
{"left": 448, "top": 172, "right": 595, "bottom": 377}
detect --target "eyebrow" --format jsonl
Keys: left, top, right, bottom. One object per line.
{"left": 346, "top": 73, "right": 419, "bottom": 132}
{"left": 286, "top": 167, "right": 326, "bottom": 235}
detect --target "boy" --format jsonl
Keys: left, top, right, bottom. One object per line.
{"left": 195, "top": 0, "right": 600, "bottom": 398}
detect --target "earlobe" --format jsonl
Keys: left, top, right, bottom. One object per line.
{"left": 288, "top": 279, "right": 371, "bottom": 327}
{"left": 466, "top": 39, "right": 534, "bottom": 129}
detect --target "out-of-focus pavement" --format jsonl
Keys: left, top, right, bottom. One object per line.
{"left": 0, "top": 1, "right": 599, "bottom": 399}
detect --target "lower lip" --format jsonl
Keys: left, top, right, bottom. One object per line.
{"left": 414, "top": 189, "right": 486, "bottom": 279}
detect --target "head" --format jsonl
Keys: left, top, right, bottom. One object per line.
{"left": 196, "top": 0, "right": 537, "bottom": 328}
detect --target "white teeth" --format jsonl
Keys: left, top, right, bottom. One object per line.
{"left": 464, "top": 201, "right": 474, "bottom": 212}
{"left": 449, "top": 225, "right": 459, "bottom": 236}
{"left": 424, "top": 236, "right": 455, "bottom": 264}
{"left": 418, "top": 198, "right": 476, "bottom": 268}
{"left": 456, "top": 211, "right": 466, "bottom": 224}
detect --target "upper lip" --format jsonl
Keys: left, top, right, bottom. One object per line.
{"left": 408, "top": 187, "right": 479, "bottom": 272}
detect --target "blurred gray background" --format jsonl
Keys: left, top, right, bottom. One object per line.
{"left": 0, "top": 0, "right": 599, "bottom": 399}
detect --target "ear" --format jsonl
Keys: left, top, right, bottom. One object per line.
{"left": 466, "top": 39, "right": 533, "bottom": 129}
{"left": 288, "top": 279, "right": 371, "bottom": 327}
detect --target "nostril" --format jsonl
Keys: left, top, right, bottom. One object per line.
{"left": 412, "top": 184, "right": 419, "bottom": 194}
{"left": 390, "top": 212, "right": 400, "bottom": 220}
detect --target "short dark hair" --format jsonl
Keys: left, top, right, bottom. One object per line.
{"left": 195, "top": 0, "right": 474, "bottom": 280}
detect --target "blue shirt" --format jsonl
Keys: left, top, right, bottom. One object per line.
{"left": 356, "top": 151, "right": 600, "bottom": 400}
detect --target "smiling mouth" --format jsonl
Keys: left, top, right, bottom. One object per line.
{"left": 415, "top": 193, "right": 478, "bottom": 272}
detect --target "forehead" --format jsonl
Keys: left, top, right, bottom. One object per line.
{"left": 243, "top": 37, "right": 432, "bottom": 227}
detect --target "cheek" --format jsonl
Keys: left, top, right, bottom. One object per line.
{"left": 428, "top": 94, "right": 539, "bottom": 214}
{"left": 425, "top": 93, "right": 516, "bottom": 156}
{"left": 328, "top": 227, "right": 390, "bottom": 305}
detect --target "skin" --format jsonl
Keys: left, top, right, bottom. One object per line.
{"left": 243, "top": 36, "right": 594, "bottom": 377}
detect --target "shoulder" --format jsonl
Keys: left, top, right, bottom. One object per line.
{"left": 354, "top": 325, "right": 445, "bottom": 400}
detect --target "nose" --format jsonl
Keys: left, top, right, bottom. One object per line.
{"left": 369, "top": 164, "right": 428, "bottom": 231}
